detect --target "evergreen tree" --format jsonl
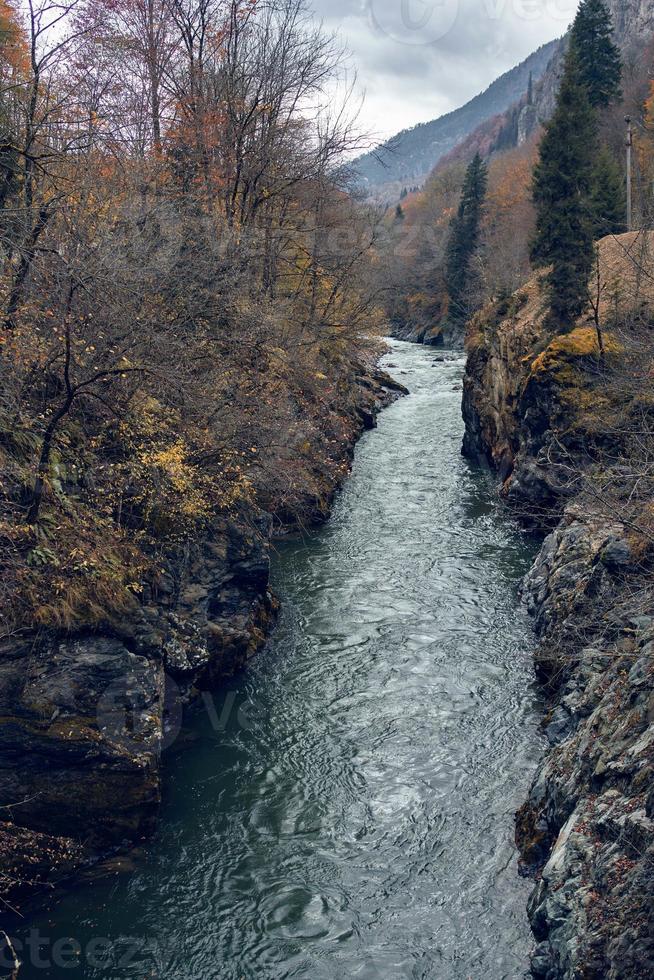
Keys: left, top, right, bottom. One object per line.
{"left": 445, "top": 153, "right": 488, "bottom": 322}
{"left": 590, "top": 147, "right": 625, "bottom": 237}
{"left": 531, "top": 49, "right": 598, "bottom": 327}
{"left": 570, "top": 0, "right": 622, "bottom": 107}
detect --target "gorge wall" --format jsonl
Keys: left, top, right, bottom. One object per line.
{"left": 462, "top": 233, "right": 654, "bottom": 978}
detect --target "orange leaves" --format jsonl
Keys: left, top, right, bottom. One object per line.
{"left": 644, "top": 80, "right": 654, "bottom": 130}
{"left": 636, "top": 81, "right": 654, "bottom": 183}
{"left": 0, "top": 0, "right": 29, "bottom": 78}
{"left": 486, "top": 143, "right": 537, "bottom": 215}
{"left": 166, "top": 101, "right": 231, "bottom": 196}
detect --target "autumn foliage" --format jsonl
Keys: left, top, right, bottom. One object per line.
{"left": 0, "top": 0, "right": 386, "bottom": 635}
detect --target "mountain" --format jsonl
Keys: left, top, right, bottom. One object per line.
{"left": 522, "top": 0, "right": 654, "bottom": 137}
{"left": 435, "top": 0, "right": 654, "bottom": 175}
{"left": 352, "top": 39, "right": 561, "bottom": 198}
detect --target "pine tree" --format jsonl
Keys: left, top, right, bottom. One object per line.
{"left": 590, "top": 147, "right": 625, "bottom": 237}
{"left": 570, "top": 0, "right": 622, "bottom": 107}
{"left": 445, "top": 153, "right": 488, "bottom": 323}
{"left": 531, "top": 49, "right": 598, "bottom": 328}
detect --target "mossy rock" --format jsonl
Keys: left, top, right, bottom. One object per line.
{"left": 529, "top": 327, "right": 621, "bottom": 387}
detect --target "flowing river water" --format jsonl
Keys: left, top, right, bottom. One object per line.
{"left": 19, "top": 340, "right": 544, "bottom": 979}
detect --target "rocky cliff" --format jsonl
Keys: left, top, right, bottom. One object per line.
{"left": 463, "top": 234, "right": 654, "bottom": 521}
{"left": 463, "top": 233, "right": 654, "bottom": 977}
{"left": 0, "top": 361, "right": 407, "bottom": 918}
{"left": 519, "top": 508, "right": 654, "bottom": 979}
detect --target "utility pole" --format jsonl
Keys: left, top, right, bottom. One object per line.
{"left": 626, "top": 115, "right": 633, "bottom": 232}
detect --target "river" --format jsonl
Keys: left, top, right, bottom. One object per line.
{"left": 18, "top": 340, "right": 543, "bottom": 979}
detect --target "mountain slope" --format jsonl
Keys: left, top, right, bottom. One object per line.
{"left": 434, "top": 0, "right": 654, "bottom": 175}
{"left": 353, "top": 39, "right": 560, "bottom": 195}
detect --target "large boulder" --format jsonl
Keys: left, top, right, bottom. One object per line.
{"left": 0, "top": 636, "right": 164, "bottom": 847}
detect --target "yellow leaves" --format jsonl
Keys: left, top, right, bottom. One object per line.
{"left": 143, "top": 443, "right": 186, "bottom": 471}
{"left": 135, "top": 440, "right": 211, "bottom": 524}
{"left": 142, "top": 441, "right": 194, "bottom": 491}
{"left": 217, "top": 471, "right": 254, "bottom": 510}
{"left": 118, "top": 394, "right": 163, "bottom": 442}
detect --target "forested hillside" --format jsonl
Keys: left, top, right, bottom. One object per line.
{"left": 0, "top": 0, "right": 389, "bottom": 634}
{"left": 380, "top": 5, "right": 654, "bottom": 347}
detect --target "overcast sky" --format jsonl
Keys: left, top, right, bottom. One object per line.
{"left": 314, "top": 0, "right": 579, "bottom": 141}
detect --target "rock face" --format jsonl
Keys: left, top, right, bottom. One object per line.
{"left": 0, "top": 508, "right": 275, "bottom": 914}
{"left": 462, "top": 235, "right": 654, "bottom": 977}
{"left": 610, "top": 0, "right": 654, "bottom": 49}
{"left": 0, "top": 637, "right": 164, "bottom": 846}
{"left": 472, "top": 0, "right": 654, "bottom": 153}
{"left": 518, "top": 510, "right": 654, "bottom": 979}
{"left": 393, "top": 319, "right": 463, "bottom": 349}
{"left": 463, "top": 234, "right": 654, "bottom": 523}
{"left": 461, "top": 282, "right": 577, "bottom": 523}
{"left": 0, "top": 365, "right": 405, "bottom": 916}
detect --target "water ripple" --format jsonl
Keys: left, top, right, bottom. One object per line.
{"left": 21, "top": 341, "right": 544, "bottom": 980}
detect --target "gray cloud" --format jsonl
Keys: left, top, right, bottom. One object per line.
{"left": 312, "top": 0, "right": 577, "bottom": 139}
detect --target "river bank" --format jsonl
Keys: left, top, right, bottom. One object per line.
{"left": 0, "top": 352, "right": 406, "bottom": 922}
{"left": 462, "top": 234, "right": 654, "bottom": 978}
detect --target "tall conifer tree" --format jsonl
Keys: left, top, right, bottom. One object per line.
{"left": 531, "top": 50, "right": 597, "bottom": 327}
{"left": 445, "top": 153, "right": 488, "bottom": 323}
{"left": 570, "top": 0, "right": 622, "bottom": 107}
